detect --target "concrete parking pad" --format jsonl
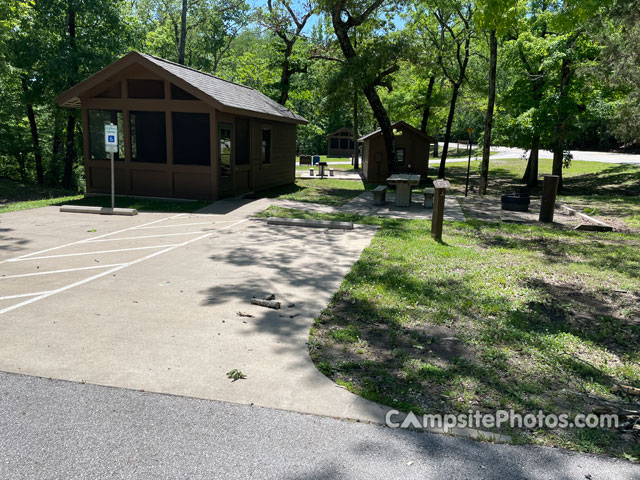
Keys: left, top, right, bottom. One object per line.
{"left": 0, "top": 204, "right": 387, "bottom": 423}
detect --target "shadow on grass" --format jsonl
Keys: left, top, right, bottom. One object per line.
{"left": 62, "top": 196, "right": 210, "bottom": 213}
{"left": 249, "top": 179, "right": 372, "bottom": 207}
{"left": 461, "top": 219, "right": 640, "bottom": 280}
{"left": 308, "top": 218, "right": 639, "bottom": 456}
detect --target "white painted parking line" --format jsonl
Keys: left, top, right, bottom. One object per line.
{"left": 1, "top": 214, "right": 185, "bottom": 264}
{"left": 135, "top": 222, "right": 214, "bottom": 230}
{"left": 0, "top": 218, "right": 248, "bottom": 316}
{"left": 0, "top": 264, "right": 126, "bottom": 280}
{"left": 85, "top": 231, "right": 208, "bottom": 243}
{"left": 8, "top": 245, "right": 180, "bottom": 262}
{"left": 0, "top": 291, "right": 53, "bottom": 301}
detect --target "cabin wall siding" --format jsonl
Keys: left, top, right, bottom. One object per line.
{"left": 78, "top": 63, "right": 297, "bottom": 200}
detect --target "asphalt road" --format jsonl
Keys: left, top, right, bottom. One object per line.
{"left": 426, "top": 145, "right": 640, "bottom": 165}
{"left": 0, "top": 372, "right": 637, "bottom": 480}
{"left": 490, "top": 146, "right": 640, "bottom": 164}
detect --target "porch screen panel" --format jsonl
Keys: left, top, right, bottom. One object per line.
{"left": 173, "top": 112, "right": 210, "bottom": 165}
{"left": 130, "top": 111, "right": 167, "bottom": 163}
{"left": 89, "top": 110, "right": 124, "bottom": 161}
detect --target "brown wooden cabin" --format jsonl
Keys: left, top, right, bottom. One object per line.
{"left": 359, "top": 121, "right": 436, "bottom": 183}
{"left": 326, "top": 127, "right": 355, "bottom": 157}
{"left": 54, "top": 51, "right": 308, "bottom": 200}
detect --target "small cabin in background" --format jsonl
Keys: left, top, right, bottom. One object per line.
{"left": 359, "top": 121, "right": 436, "bottom": 184}
{"left": 326, "top": 127, "right": 355, "bottom": 157}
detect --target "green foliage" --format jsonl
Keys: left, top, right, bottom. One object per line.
{"left": 0, "top": 0, "right": 638, "bottom": 191}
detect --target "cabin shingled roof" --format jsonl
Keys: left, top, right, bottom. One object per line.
{"left": 55, "top": 51, "right": 307, "bottom": 125}
{"left": 358, "top": 121, "right": 436, "bottom": 143}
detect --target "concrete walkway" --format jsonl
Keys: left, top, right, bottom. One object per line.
{"left": 211, "top": 193, "right": 466, "bottom": 223}
{"left": 0, "top": 201, "right": 387, "bottom": 424}
{"left": 339, "top": 192, "right": 466, "bottom": 222}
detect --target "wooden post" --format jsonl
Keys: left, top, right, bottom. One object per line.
{"left": 431, "top": 179, "right": 450, "bottom": 241}
{"left": 539, "top": 175, "right": 559, "bottom": 223}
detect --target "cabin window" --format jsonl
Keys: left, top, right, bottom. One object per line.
{"left": 340, "top": 138, "right": 349, "bottom": 149}
{"left": 396, "top": 148, "right": 405, "bottom": 163}
{"left": 261, "top": 127, "right": 271, "bottom": 164}
{"left": 88, "top": 110, "right": 124, "bottom": 161}
{"left": 127, "top": 79, "right": 165, "bottom": 99}
{"left": 173, "top": 113, "right": 210, "bottom": 165}
{"left": 219, "top": 122, "right": 232, "bottom": 177}
{"left": 171, "top": 84, "right": 198, "bottom": 100}
{"left": 330, "top": 138, "right": 339, "bottom": 149}
{"left": 130, "top": 111, "right": 167, "bottom": 163}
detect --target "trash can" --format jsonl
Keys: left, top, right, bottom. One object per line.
{"left": 312, "top": 155, "right": 320, "bottom": 165}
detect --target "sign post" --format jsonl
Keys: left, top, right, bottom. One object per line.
{"left": 431, "top": 179, "right": 451, "bottom": 241}
{"left": 465, "top": 127, "right": 473, "bottom": 197}
{"left": 104, "top": 124, "right": 118, "bottom": 209}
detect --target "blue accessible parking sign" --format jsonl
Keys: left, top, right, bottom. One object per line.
{"left": 104, "top": 124, "right": 118, "bottom": 153}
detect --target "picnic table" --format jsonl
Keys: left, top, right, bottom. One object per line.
{"left": 386, "top": 174, "right": 420, "bottom": 207}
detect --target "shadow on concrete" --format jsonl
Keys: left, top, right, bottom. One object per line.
{"left": 0, "top": 227, "right": 31, "bottom": 253}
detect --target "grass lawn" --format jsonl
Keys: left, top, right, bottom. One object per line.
{"left": 441, "top": 158, "right": 640, "bottom": 195}
{"left": 441, "top": 158, "right": 640, "bottom": 230}
{"left": 0, "top": 178, "right": 209, "bottom": 213}
{"left": 63, "top": 195, "right": 210, "bottom": 213}
{"left": 436, "top": 147, "right": 497, "bottom": 159}
{"left": 0, "top": 178, "right": 83, "bottom": 213}
{"left": 298, "top": 155, "right": 352, "bottom": 163}
{"left": 261, "top": 205, "right": 640, "bottom": 460}
{"left": 296, "top": 164, "right": 357, "bottom": 173}
{"left": 254, "top": 178, "right": 370, "bottom": 207}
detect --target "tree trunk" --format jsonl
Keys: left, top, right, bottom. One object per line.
{"left": 353, "top": 89, "right": 359, "bottom": 169}
{"left": 277, "top": 68, "right": 291, "bottom": 105}
{"left": 479, "top": 30, "right": 497, "bottom": 195}
{"left": 178, "top": 0, "right": 188, "bottom": 64}
{"left": 552, "top": 132, "right": 564, "bottom": 191}
{"left": 522, "top": 135, "right": 540, "bottom": 187}
{"left": 63, "top": 113, "right": 76, "bottom": 189}
{"left": 552, "top": 57, "right": 572, "bottom": 191}
{"left": 277, "top": 41, "right": 294, "bottom": 105}
{"left": 21, "top": 77, "right": 44, "bottom": 185}
{"left": 364, "top": 83, "right": 396, "bottom": 169}
{"left": 62, "top": 4, "right": 77, "bottom": 189}
{"left": 420, "top": 75, "right": 436, "bottom": 133}
{"left": 17, "top": 152, "right": 27, "bottom": 182}
{"left": 438, "top": 31, "right": 470, "bottom": 179}
{"left": 332, "top": 12, "right": 396, "bottom": 170}
{"left": 438, "top": 82, "right": 461, "bottom": 178}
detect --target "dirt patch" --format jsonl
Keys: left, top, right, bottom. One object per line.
{"left": 526, "top": 279, "right": 640, "bottom": 356}
{"left": 459, "top": 196, "right": 582, "bottom": 228}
